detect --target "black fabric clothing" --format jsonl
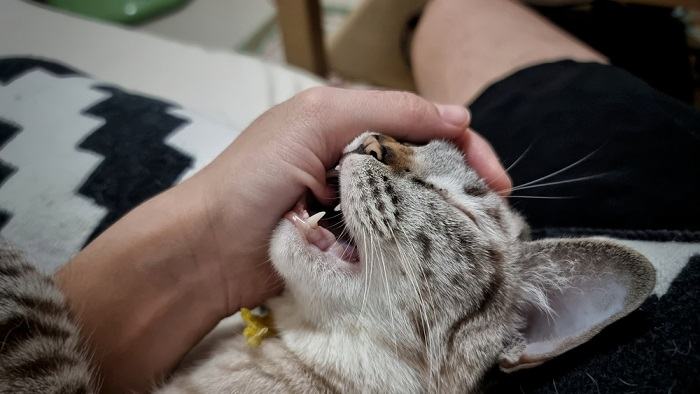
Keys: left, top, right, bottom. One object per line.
{"left": 472, "top": 60, "right": 700, "bottom": 393}
{"left": 470, "top": 60, "right": 700, "bottom": 238}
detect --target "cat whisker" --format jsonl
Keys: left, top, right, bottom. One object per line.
{"left": 395, "top": 224, "right": 439, "bottom": 391}
{"left": 320, "top": 195, "right": 341, "bottom": 201}
{"left": 324, "top": 221, "right": 347, "bottom": 231}
{"left": 261, "top": 270, "right": 281, "bottom": 288}
{"left": 507, "top": 195, "right": 577, "bottom": 199}
{"left": 323, "top": 212, "right": 343, "bottom": 220}
{"left": 325, "top": 225, "right": 352, "bottom": 261}
{"left": 359, "top": 227, "right": 373, "bottom": 318}
{"left": 333, "top": 224, "right": 350, "bottom": 244}
{"left": 252, "top": 257, "right": 273, "bottom": 269}
{"left": 504, "top": 142, "right": 534, "bottom": 174}
{"left": 508, "top": 172, "right": 610, "bottom": 193}
{"left": 247, "top": 240, "right": 275, "bottom": 255}
{"left": 387, "top": 225, "right": 434, "bottom": 370}
{"left": 511, "top": 146, "right": 604, "bottom": 190}
{"left": 484, "top": 142, "right": 534, "bottom": 190}
{"left": 372, "top": 228, "right": 401, "bottom": 360}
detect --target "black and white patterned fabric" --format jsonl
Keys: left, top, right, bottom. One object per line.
{"left": 1, "top": 57, "right": 698, "bottom": 392}
{"left": 0, "top": 57, "right": 237, "bottom": 272}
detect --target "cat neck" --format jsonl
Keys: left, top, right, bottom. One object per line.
{"left": 267, "top": 294, "right": 423, "bottom": 393}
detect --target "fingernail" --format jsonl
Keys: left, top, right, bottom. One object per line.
{"left": 435, "top": 104, "right": 470, "bottom": 127}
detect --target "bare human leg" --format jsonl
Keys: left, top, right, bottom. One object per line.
{"left": 411, "top": 0, "right": 607, "bottom": 105}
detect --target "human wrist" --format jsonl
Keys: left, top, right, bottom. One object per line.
{"left": 146, "top": 178, "right": 232, "bottom": 316}
{"left": 54, "top": 181, "right": 227, "bottom": 392}
{"left": 185, "top": 161, "right": 285, "bottom": 311}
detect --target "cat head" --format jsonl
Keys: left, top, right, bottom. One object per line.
{"left": 269, "top": 132, "right": 655, "bottom": 391}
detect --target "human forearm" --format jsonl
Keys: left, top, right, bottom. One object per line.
{"left": 54, "top": 179, "right": 226, "bottom": 393}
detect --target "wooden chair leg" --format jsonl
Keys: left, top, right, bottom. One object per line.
{"left": 275, "top": 0, "right": 328, "bottom": 77}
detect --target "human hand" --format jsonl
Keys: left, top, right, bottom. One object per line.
{"left": 182, "top": 86, "right": 512, "bottom": 314}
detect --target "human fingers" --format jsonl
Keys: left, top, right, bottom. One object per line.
{"left": 288, "top": 87, "right": 470, "bottom": 166}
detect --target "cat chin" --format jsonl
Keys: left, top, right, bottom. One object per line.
{"left": 269, "top": 221, "right": 364, "bottom": 322}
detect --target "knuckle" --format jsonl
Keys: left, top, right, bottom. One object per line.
{"left": 293, "top": 86, "right": 332, "bottom": 116}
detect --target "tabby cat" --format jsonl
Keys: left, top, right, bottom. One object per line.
{"left": 0, "top": 133, "right": 655, "bottom": 393}
{"left": 159, "top": 133, "right": 655, "bottom": 393}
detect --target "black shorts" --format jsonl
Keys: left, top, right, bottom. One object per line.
{"left": 469, "top": 60, "right": 700, "bottom": 241}
{"left": 472, "top": 61, "right": 700, "bottom": 393}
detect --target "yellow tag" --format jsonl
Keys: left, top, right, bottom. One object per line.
{"left": 241, "top": 307, "right": 277, "bottom": 347}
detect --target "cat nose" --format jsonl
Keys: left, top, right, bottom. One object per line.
{"left": 362, "top": 135, "right": 385, "bottom": 162}
{"left": 347, "top": 133, "right": 414, "bottom": 172}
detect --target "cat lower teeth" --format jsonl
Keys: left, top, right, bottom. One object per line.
{"left": 334, "top": 204, "right": 341, "bottom": 212}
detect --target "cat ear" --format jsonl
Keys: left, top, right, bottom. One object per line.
{"left": 499, "top": 238, "right": 655, "bottom": 372}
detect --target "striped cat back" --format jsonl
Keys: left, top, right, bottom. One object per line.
{"left": 0, "top": 241, "right": 95, "bottom": 393}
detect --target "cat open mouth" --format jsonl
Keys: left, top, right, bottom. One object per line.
{"left": 283, "top": 165, "right": 360, "bottom": 264}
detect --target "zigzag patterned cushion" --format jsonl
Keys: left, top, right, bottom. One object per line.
{"left": 0, "top": 57, "right": 238, "bottom": 271}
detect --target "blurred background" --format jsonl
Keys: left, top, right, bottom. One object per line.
{"left": 32, "top": 0, "right": 700, "bottom": 108}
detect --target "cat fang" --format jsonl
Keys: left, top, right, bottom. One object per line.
{"left": 284, "top": 196, "right": 360, "bottom": 264}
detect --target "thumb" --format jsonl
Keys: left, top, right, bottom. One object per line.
{"left": 291, "top": 87, "right": 470, "bottom": 166}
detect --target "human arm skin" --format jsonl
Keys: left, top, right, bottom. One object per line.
{"left": 54, "top": 87, "right": 511, "bottom": 393}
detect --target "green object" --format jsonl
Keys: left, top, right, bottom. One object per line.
{"left": 45, "top": 0, "right": 189, "bottom": 24}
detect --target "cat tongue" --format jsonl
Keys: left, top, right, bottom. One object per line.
{"left": 286, "top": 211, "right": 336, "bottom": 251}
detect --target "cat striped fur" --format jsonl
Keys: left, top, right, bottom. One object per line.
{"left": 160, "top": 133, "right": 654, "bottom": 393}
{"left": 0, "top": 241, "right": 95, "bottom": 393}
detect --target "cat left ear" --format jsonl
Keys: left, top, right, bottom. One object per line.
{"left": 499, "top": 238, "right": 655, "bottom": 372}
